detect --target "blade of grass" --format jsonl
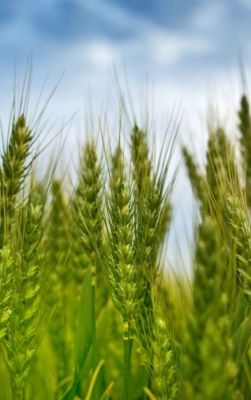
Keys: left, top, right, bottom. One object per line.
{"left": 85, "top": 359, "right": 104, "bottom": 400}
{"left": 63, "top": 268, "right": 94, "bottom": 400}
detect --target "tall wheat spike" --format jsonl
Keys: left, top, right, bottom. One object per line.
{"left": 107, "top": 144, "right": 145, "bottom": 400}
{"left": 183, "top": 127, "right": 239, "bottom": 218}
{"left": 131, "top": 125, "right": 171, "bottom": 280}
{"left": 71, "top": 141, "right": 105, "bottom": 399}
{"left": 225, "top": 195, "right": 251, "bottom": 299}
{"left": 70, "top": 141, "right": 105, "bottom": 312}
{"left": 182, "top": 146, "right": 205, "bottom": 206}
{"left": 74, "top": 142, "right": 103, "bottom": 283}
{"left": 182, "top": 123, "right": 248, "bottom": 398}
{"left": 107, "top": 145, "right": 141, "bottom": 336}
{"left": 130, "top": 126, "right": 171, "bottom": 354}
{"left": 141, "top": 279, "right": 180, "bottom": 400}
{"left": 238, "top": 95, "right": 251, "bottom": 206}
{"left": 0, "top": 115, "right": 32, "bottom": 246}
{"left": 0, "top": 114, "right": 44, "bottom": 399}
{"left": 182, "top": 216, "right": 239, "bottom": 399}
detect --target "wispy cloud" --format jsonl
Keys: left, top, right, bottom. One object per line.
{"left": 148, "top": 32, "right": 212, "bottom": 66}
{"left": 190, "top": 1, "right": 227, "bottom": 31}
{"left": 0, "top": 0, "right": 248, "bottom": 117}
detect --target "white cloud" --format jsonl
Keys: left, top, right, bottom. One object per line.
{"left": 83, "top": 41, "right": 117, "bottom": 67}
{"left": 80, "top": 0, "right": 214, "bottom": 66}
{"left": 148, "top": 32, "right": 212, "bottom": 65}
{"left": 190, "top": 1, "right": 227, "bottom": 31}
{"left": 0, "top": 0, "right": 216, "bottom": 74}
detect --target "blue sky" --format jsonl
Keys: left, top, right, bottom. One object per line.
{"left": 0, "top": 0, "right": 251, "bottom": 267}
{"left": 0, "top": 0, "right": 250, "bottom": 118}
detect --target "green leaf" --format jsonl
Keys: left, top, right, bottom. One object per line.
{"left": 243, "top": 355, "right": 251, "bottom": 391}
{"left": 99, "top": 382, "right": 114, "bottom": 400}
{"left": 63, "top": 268, "right": 94, "bottom": 400}
{"left": 143, "top": 387, "right": 157, "bottom": 400}
{"left": 233, "top": 315, "right": 251, "bottom": 362}
{"left": 85, "top": 360, "right": 104, "bottom": 400}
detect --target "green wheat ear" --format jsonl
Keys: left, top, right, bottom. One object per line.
{"left": 0, "top": 116, "right": 32, "bottom": 242}
{"left": 70, "top": 139, "right": 109, "bottom": 328}
{"left": 151, "top": 314, "right": 179, "bottom": 400}
{"left": 106, "top": 144, "right": 144, "bottom": 400}
{"left": 69, "top": 141, "right": 106, "bottom": 397}
{"left": 131, "top": 125, "right": 172, "bottom": 277}
{"left": 0, "top": 113, "right": 39, "bottom": 400}
{"left": 74, "top": 141, "right": 103, "bottom": 283}
{"left": 182, "top": 216, "right": 239, "bottom": 399}
{"left": 1, "top": 115, "right": 32, "bottom": 197}
{"left": 70, "top": 141, "right": 104, "bottom": 298}
{"left": 225, "top": 195, "right": 251, "bottom": 299}
{"left": 130, "top": 125, "right": 172, "bottom": 369}
{"left": 182, "top": 146, "right": 205, "bottom": 206}
{"left": 238, "top": 95, "right": 251, "bottom": 205}
{"left": 131, "top": 125, "right": 151, "bottom": 194}
{"left": 205, "top": 128, "right": 236, "bottom": 207}
{"left": 184, "top": 127, "right": 240, "bottom": 220}
{"left": 107, "top": 144, "right": 142, "bottom": 337}
{"left": 141, "top": 279, "right": 180, "bottom": 400}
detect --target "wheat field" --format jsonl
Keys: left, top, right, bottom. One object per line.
{"left": 0, "top": 89, "right": 251, "bottom": 400}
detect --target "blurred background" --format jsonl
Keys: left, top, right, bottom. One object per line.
{"left": 0, "top": 0, "right": 250, "bottom": 269}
